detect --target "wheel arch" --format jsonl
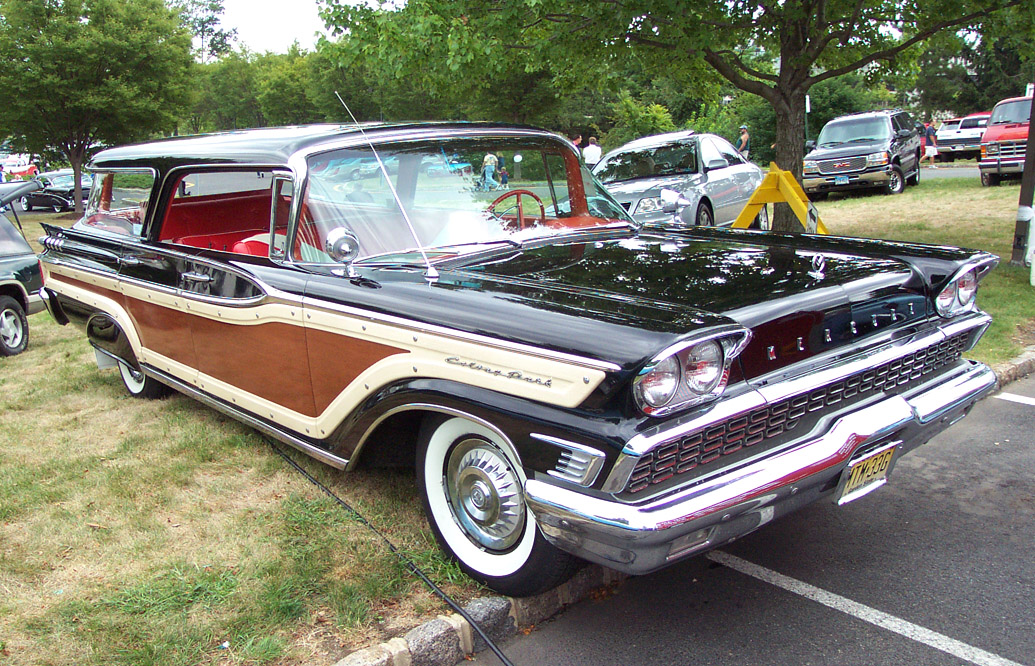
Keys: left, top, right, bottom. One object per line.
{"left": 0, "top": 281, "right": 30, "bottom": 312}
{"left": 86, "top": 312, "right": 139, "bottom": 369}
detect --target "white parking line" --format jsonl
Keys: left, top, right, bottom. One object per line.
{"left": 707, "top": 551, "right": 1028, "bottom": 666}
{"left": 994, "top": 392, "right": 1035, "bottom": 407}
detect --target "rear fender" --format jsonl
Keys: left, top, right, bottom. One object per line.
{"left": 86, "top": 313, "right": 137, "bottom": 369}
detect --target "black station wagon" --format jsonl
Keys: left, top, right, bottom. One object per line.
{"left": 39, "top": 123, "right": 998, "bottom": 596}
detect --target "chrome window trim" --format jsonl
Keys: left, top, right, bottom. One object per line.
{"left": 80, "top": 166, "right": 159, "bottom": 232}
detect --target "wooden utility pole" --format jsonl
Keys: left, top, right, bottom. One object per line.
{"left": 1009, "top": 92, "right": 1035, "bottom": 271}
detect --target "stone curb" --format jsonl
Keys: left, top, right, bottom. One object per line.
{"left": 335, "top": 347, "right": 1035, "bottom": 666}
{"left": 332, "top": 565, "right": 627, "bottom": 666}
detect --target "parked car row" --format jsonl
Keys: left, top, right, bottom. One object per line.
{"left": 35, "top": 122, "right": 997, "bottom": 597}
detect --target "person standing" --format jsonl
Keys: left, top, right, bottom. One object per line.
{"left": 919, "top": 120, "right": 939, "bottom": 168}
{"left": 736, "top": 125, "right": 750, "bottom": 158}
{"left": 481, "top": 152, "right": 498, "bottom": 190}
{"left": 582, "top": 137, "right": 602, "bottom": 166}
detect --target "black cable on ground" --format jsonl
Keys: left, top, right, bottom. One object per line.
{"left": 269, "top": 441, "right": 517, "bottom": 666}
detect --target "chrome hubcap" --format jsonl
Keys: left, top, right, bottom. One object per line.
{"left": 445, "top": 437, "right": 526, "bottom": 551}
{"left": 0, "top": 309, "right": 23, "bottom": 348}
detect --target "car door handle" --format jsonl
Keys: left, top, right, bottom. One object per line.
{"left": 182, "top": 271, "right": 213, "bottom": 284}
{"left": 120, "top": 256, "right": 141, "bottom": 266}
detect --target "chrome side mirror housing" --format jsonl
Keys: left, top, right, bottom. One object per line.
{"left": 325, "top": 227, "right": 361, "bottom": 276}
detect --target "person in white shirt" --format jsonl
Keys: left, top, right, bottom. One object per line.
{"left": 582, "top": 137, "right": 602, "bottom": 166}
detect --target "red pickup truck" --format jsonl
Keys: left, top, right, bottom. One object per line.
{"left": 979, "top": 95, "right": 1031, "bottom": 186}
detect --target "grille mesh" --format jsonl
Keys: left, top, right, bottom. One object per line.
{"left": 818, "top": 156, "right": 867, "bottom": 174}
{"left": 625, "top": 331, "right": 970, "bottom": 495}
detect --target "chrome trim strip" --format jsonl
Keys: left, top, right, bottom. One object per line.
{"left": 145, "top": 364, "right": 349, "bottom": 470}
{"left": 531, "top": 433, "right": 606, "bottom": 487}
{"left": 346, "top": 402, "right": 519, "bottom": 471}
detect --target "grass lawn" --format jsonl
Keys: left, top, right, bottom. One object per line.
{"left": 2, "top": 175, "right": 1032, "bottom": 665}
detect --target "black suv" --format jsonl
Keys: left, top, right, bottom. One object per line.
{"left": 803, "top": 110, "right": 921, "bottom": 199}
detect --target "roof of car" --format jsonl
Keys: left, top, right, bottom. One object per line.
{"left": 609, "top": 130, "right": 700, "bottom": 153}
{"left": 89, "top": 122, "right": 551, "bottom": 171}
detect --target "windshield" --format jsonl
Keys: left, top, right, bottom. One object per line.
{"left": 816, "top": 117, "right": 891, "bottom": 147}
{"left": 989, "top": 99, "right": 1031, "bottom": 125}
{"left": 592, "top": 139, "right": 699, "bottom": 183}
{"left": 297, "top": 136, "right": 633, "bottom": 264}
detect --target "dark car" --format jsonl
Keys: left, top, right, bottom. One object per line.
{"left": 803, "top": 110, "right": 921, "bottom": 199}
{"left": 39, "top": 123, "right": 997, "bottom": 597}
{"left": 20, "top": 169, "right": 93, "bottom": 212}
{"left": 0, "top": 180, "right": 44, "bottom": 355}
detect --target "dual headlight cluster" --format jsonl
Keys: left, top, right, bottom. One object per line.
{"left": 935, "top": 268, "right": 979, "bottom": 317}
{"left": 633, "top": 330, "right": 751, "bottom": 416}
{"left": 634, "top": 196, "right": 666, "bottom": 216}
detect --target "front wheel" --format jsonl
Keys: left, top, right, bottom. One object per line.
{"left": 981, "top": 172, "right": 1000, "bottom": 187}
{"left": 19, "top": 196, "right": 32, "bottom": 212}
{"left": 885, "top": 166, "right": 905, "bottom": 195}
{"left": 695, "top": 201, "right": 714, "bottom": 226}
{"left": 118, "top": 360, "right": 170, "bottom": 399}
{"left": 0, "top": 296, "right": 29, "bottom": 356}
{"left": 417, "top": 415, "right": 580, "bottom": 597}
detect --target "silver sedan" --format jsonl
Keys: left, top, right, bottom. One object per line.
{"left": 592, "top": 130, "right": 765, "bottom": 228}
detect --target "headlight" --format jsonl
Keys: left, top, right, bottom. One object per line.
{"left": 685, "top": 340, "right": 724, "bottom": 394}
{"left": 633, "top": 328, "right": 751, "bottom": 416}
{"left": 866, "top": 152, "right": 889, "bottom": 166}
{"left": 935, "top": 268, "right": 979, "bottom": 317}
{"left": 985, "top": 143, "right": 999, "bottom": 156}
{"left": 634, "top": 197, "right": 665, "bottom": 215}
{"left": 803, "top": 160, "right": 819, "bottom": 174}
{"left": 634, "top": 355, "right": 680, "bottom": 409}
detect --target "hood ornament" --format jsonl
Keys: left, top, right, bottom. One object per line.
{"left": 808, "top": 253, "right": 826, "bottom": 279}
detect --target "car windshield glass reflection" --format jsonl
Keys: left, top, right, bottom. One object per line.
{"left": 593, "top": 141, "right": 699, "bottom": 183}
{"left": 817, "top": 118, "right": 891, "bottom": 147}
{"left": 989, "top": 100, "right": 1031, "bottom": 125}
{"left": 0, "top": 218, "right": 32, "bottom": 256}
{"left": 298, "top": 137, "right": 633, "bottom": 265}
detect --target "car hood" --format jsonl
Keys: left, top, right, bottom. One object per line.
{"left": 599, "top": 174, "right": 698, "bottom": 200}
{"left": 807, "top": 140, "right": 887, "bottom": 160}
{"left": 982, "top": 123, "right": 1029, "bottom": 143}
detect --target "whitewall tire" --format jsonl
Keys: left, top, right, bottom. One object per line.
{"left": 417, "top": 415, "right": 579, "bottom": 597}
{"left": 118, "top": 360, "right": 170, "bottom": 399}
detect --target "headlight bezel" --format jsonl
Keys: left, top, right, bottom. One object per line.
{"left": 935, "top": 267, "right": 981, "bottom": 318}
{"left": 803, "top": 160, "right": 819, "bottom": 174}
{"left": 633, "top": 196, "right": 665, "bottom": 215}
{"left": 633, "top": 326, "right": 752, "bottom": 417}
{"left": 865, "top": 151, "right": 890, "bottom": 167}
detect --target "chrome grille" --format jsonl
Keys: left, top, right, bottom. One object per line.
{"left": 818, "top": 156, "right": 867, "bottom": 175}
{"left": 625, "top": 332, "right": 969, "bottom": 495}
{"left": 999, "top": 141, "right": 1027, "bottom": 158}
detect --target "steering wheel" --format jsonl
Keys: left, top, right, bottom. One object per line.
{"left": 487, "top": 189, "right": 546, "bottom": 229}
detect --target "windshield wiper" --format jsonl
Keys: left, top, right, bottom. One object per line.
{"left": 819, "top": 141, "right": 843, "bottom": 147}
{"left": 845, "top": 137, "right": 881, "bottom": 143}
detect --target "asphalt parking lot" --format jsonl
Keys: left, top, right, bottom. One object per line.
{"left": 473, "top": 374, "right": 1035, "bottom": 666}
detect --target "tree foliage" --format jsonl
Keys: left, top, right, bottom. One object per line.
{"left": 172, "top": 0, "right": 237, "bottom": 63}
{"left": 319, "top": 0, "right": 1021, "bottom": 230}
{"left": 0, "top": 0, "right": 192, "bottom": 212}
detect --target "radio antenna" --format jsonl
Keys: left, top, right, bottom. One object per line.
{"left": 333, "top": 91, "right": 438, "bottom": 280}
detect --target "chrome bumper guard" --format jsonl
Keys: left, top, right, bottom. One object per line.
{"left": 525, "top": 359, "right": 997, "bottom": 575}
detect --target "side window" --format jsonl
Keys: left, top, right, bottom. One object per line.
{"left": 700, "top": 138, "right": 724, "bottom": 167}
{"left": 80, "top": 171, "right": 156, "bottom": 237}
{"left": 708, "top": 138, "right": 742, "bottom": 166}
{"left": 157, "top": 170, "right": 278, "bottom": 256}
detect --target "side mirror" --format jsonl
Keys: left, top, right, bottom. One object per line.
{"left": 659, "top": 188, "right": 691, "bottom": 214}
{"left": 805, "top": 140, "right": 816, "bottom": 151}
{"left": 704, "top": 158, "right": 729, "bottom": 172}
{"left": 324, "top": 227, "right": 361, "bottom": 276}
{"left": 897, "top": 129, "right": 912, "bottom": 139}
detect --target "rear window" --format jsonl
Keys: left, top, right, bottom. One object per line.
{"left": 79, "top": 170, "right": 156, "bottom": 237}
{"left": 0, "top": 217, "right": 32, "bottom": 256}
{"left": 939, "top": 120, "right": 961, "bottom": 131}
{"left": 959, "top": 117, "right": 987, "bottom": 129}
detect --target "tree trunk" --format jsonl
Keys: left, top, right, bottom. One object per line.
{"left": 68, "top": 148, "right": 85, "bottom": 217}
{"left": 770, "top": 87, "right": 808, "bottom": 232}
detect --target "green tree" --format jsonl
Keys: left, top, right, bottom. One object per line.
{"left": 256, "top": 46, "right": 322, "bottom": 126}
{"left": 0, "top": 0, "right": 192, "bottom": 213}
{"left": 172, "top": 0, "right": 237, "bottom": 63}
{"left": 603, "top": 92, "right": 676, "bottom": 149}
{"left": 321, "top": 0, "right": 1021, "bottom": 230}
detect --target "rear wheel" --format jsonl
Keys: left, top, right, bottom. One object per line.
{"left": 52, "top": 205, "right": 64, "bottom": 214}
{"left": 118, "top": 360, "right": 170, "bottom": 399}
{"left": 0, "top": 296, "right": 28, "bottom": 356}
{"left": 906, "top": 158, "right": 921, "bottom": 186}
{"left": 695, "top": 201, "right": 714, "bottom": 226}
{"left": 417, "top": 414, "right": 580, "bottom": 597}
{"left": 885, "top": 166, "right": 905, "bottom": 194}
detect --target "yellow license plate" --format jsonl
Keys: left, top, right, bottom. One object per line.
{"left": 837, "top": 444, "right": 897, "bottom": 505}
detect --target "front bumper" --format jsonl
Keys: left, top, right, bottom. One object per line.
{"left": 804, "top": 167, "right": 891, "bottom": 194}
{"left": 525, "top": 359, "right": 996, "bottom": 575}
{"left": 979, "top": 157, "right": 1026, "bottom": 175}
